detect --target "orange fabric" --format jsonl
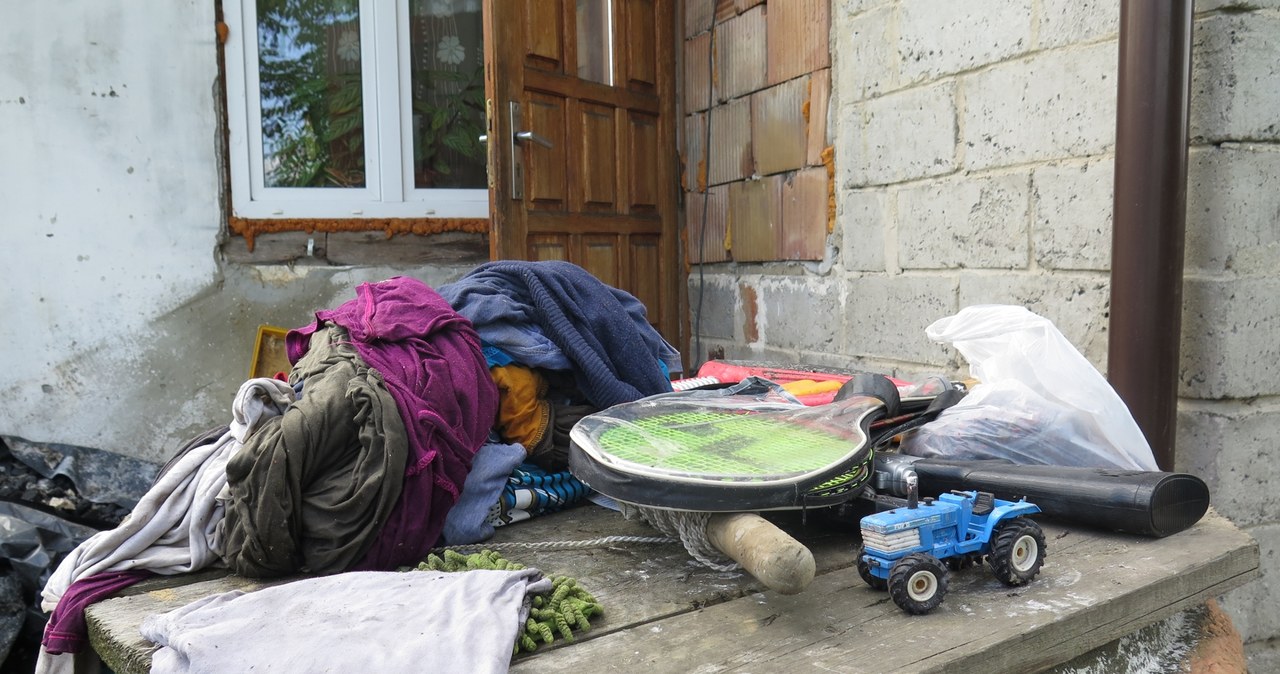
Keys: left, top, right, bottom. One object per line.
{"left": 490, "top": 365, "right": 552, "bottom": 454}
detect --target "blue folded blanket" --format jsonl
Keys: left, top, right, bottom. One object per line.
{"left": 439, "top": 260, "right": 680, "bottom": 409}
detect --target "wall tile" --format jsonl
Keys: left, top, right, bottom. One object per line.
{"left": 766, "top": 0, "right": 831, "bottom": 85}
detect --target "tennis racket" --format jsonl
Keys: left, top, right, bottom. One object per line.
{"left": 569, "top": 375, "right": 963, "bottom": 593}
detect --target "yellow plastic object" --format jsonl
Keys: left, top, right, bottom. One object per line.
{"left": 780, "top": 379, "right": 844, "bottom": 397}
{"left": 249, "top": 325, "right": 292, "bottom": 380}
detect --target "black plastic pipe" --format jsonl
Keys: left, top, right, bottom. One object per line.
{"left": 1108, "top": 0, "right": 1195, "bottom": 471}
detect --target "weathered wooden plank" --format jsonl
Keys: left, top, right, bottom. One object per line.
{"left": 84, "top": 504, "right": 855, "bottom": 674}
{"left": 507, "top": 509, "right": 1258, "bottom": 673}
{"left": 86, "top": 573, "right": 291, "bottom": 674}
{"left": 84, "top": 506, "right": 1256, "bottom": 674}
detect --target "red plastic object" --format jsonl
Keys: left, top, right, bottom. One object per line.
{"left": 684, "top": 361, "right": 910, "bottom": 406}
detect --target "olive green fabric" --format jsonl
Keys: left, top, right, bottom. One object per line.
{"left": 220, "top": 325, "right": 409, "bottom": 577}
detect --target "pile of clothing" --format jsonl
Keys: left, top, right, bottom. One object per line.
{"left": 36, "top": 261, "right": 679, "bottom": 673}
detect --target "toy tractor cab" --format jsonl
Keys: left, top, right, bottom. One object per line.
{"left": 857, "top": 474, "right": 1046, "bottom": 614}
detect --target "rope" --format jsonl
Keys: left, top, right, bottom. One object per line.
{"left": 430, "top": 513, "right": 739, "bottom": 573}
{"left": 431, "top": 534, "right": 679, "bottom": 555}
{"left": 619, "top": 503, "right": 741, "bottom": 572}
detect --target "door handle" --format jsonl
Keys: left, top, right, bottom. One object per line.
{"left": 514, "top": 130, "right": 554, "bottom": 149}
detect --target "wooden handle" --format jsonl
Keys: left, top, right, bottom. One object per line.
{"left": 705, "top": 512, "right": 816, "bottom": 595}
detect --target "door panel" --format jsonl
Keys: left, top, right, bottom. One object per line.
{"left": 582, "top": 234, "right": 622, "bottom": 287}
{"left": 484, "top": 0, "right": 681, "bottom": 349}
{"left": 623, "top": 0, "right": 657, "bottom": 90}
{"left": 629, "top": 234, "right": 662, "bottom": 324}
{"left": 525, "top": 0, "right": 565, "bottom": 68}
{"left": 628, "top": 111, "right": 659, "bottom": 212}
{"left": 578, "top": 103, "right": 618, "bottom": 210}
{"left": 526, "top": 94, "right": 568, "bottom": 207}
{"left": 529, "top": 233, "right": 570, "bottom": 261}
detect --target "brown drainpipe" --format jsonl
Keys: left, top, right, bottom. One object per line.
{"left": 1108, "top": 0, "right": 1195, "bottom": 471}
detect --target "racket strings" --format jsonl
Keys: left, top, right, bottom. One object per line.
{"left": 618, "top": 503, "right": 741, "bottom": 572}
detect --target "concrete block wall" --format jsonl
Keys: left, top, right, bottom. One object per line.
{"left": 684, "top": 1, "right": 1280, "bottom": 665}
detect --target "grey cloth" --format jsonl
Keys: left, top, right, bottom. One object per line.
{"left": 41, "top": 379, "right": 295, "bottom": 612}
{"left": 141, "top": 568, "right": 552, "bottom": 674}
{"left": 220, "top": 326, "right": 410, "bottom": 577}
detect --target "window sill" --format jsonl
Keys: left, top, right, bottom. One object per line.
{"left": 221, "top": 230, "right": 489, "bottom": 267}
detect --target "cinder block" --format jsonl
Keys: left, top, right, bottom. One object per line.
{"left": 897, "top": 0, "right": 1033, "bottom": 84}
{"left": 780, "top": 167, "right": 829, "bottom": 260}
{"left": 842, "top": 274, "right": 959, "bottom": 364}
{"left": 957, "top": 273, "right": 1112, "bottom": 369}
{"left": 961, "top": 41, "right": 1117, "bottom": 170}
{"left": 685, "top": 184, "right": 730, "bottom": 263}
{"left": 1198, "top": 0, "right": 1280, "bottom": 8}
{"left": 686, "top": 274, "right": 737, "bottom": 340}
{"left": 1248, "top": 646, "right": 1280, "bottom": 673}
{"left": 766, "top": 0, "right": 831, "bottom": 85}
{"left": 1038, "top": 0, "right": 1118, "bottom": 49}
{"left": 1181, "top": 277, "right": 1280, "bottom": 399}
{"left": 221, "top": 231, "right": 317, "bottom": 264}
{"left": 756, "top": 277, "right": 842, "bottom": 352}
{"left": 716, "top": 5, "right": 767, "bottom": 101}
{"left": 728, "top": 177, "right": 781, "bottom": 261}
{"left": 1179, "top": 401, "right": 1280, "bottom": 529}
{"left": 739, "top": 281, "right": 759, "bottom": 342}
{"left": 805, "top": 68, "right": 831, "bottom": 166}
{"left": 1032, "top": 157, "right": 1114, "bottom": 272}
{"left": 833, "top": 4, "right": 898, "bottom": 103}
{"left": 684, "top": 33, "right": 713, "bottom": 114}
{"left": 842, "top": 81, "right": 957, "bottom": 186}
{"left": 836, "top": 0, "right": 895, "bottom": 17}
{"left": 897, "top": 172, "right": 1031, "bottom": 270}
{"left": 1191, "top": 13, "right": 1280, "bottom": 142}
{"left": 837, "top": 188, "right": 888, "bottom": 272}
{"left": 752, "top": 77, "right": 810, "bottom": 176}
{"left": 708, "top": 97, "right": 753, "bottom": 185}
{"left": 1220, "top": 522, "right": 1280, "bottom": 644}
{"left": 1187, "top": 144, "right": 1280, "bottom": 275}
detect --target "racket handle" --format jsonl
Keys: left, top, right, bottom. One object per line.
{"left": 706, "top": 513, "right": 816, "bottom": 595}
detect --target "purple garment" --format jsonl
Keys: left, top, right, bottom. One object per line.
{"left": 42, "top": 569, "right": 153, "bottom": 654}
{"left": 288, "top": 277, "right": 498, "bottom": 570}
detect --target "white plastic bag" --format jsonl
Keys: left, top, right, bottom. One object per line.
{"left": 900, "top": 305, "right": 1159, "bottom": 470}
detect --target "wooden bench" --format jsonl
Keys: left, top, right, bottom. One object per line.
{"left": 86, "top": 505, "right": 1257, "bottom": 673}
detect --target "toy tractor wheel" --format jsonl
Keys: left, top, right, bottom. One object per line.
{"left": 989, "top": 517, "right": 1047, "bottom": 586}
{"left": 888, "top": 553, "right": 949, "bottom": 614}
{"left": 856, "top": 545, "right": 887, "bottom": 590}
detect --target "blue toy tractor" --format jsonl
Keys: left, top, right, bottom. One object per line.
{"left": 857, "top": 483, "right": 1046, "bottom": 614}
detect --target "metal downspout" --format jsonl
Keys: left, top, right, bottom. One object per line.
{"left": 1108, "top": 0, "right": 1195, "bottom": 471}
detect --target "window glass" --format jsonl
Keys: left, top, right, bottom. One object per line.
{"left": 409, "top": 0, "right": 486, "bottom": 189}
{"left": 576, "top": 0, "right": 614, "bottom": 85}
{"left": 256, "top": 0, "right": 367, "bottom": 188}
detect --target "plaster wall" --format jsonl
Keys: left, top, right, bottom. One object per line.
{"left": 686, "top": 0, "right": 1280, "bottom": 664}
{"left": 0, "top": 3, "right": 478, "bottom": 463}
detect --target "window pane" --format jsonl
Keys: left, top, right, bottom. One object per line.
{"left": 256, "top": 0, "right": 366, "bottom": 188}
{"left": 409, "top": 0, "right": 486, "bottom": 189}
{"left": 576, "top": 0, "right": 614, "bottom": 85}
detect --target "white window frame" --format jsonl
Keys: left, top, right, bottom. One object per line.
{"left": 223, "top": 0, "right": 489, "bottom": 219}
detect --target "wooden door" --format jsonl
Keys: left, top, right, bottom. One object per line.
{"left": 482, "top": 0, "right": 682, "bottom": 354}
